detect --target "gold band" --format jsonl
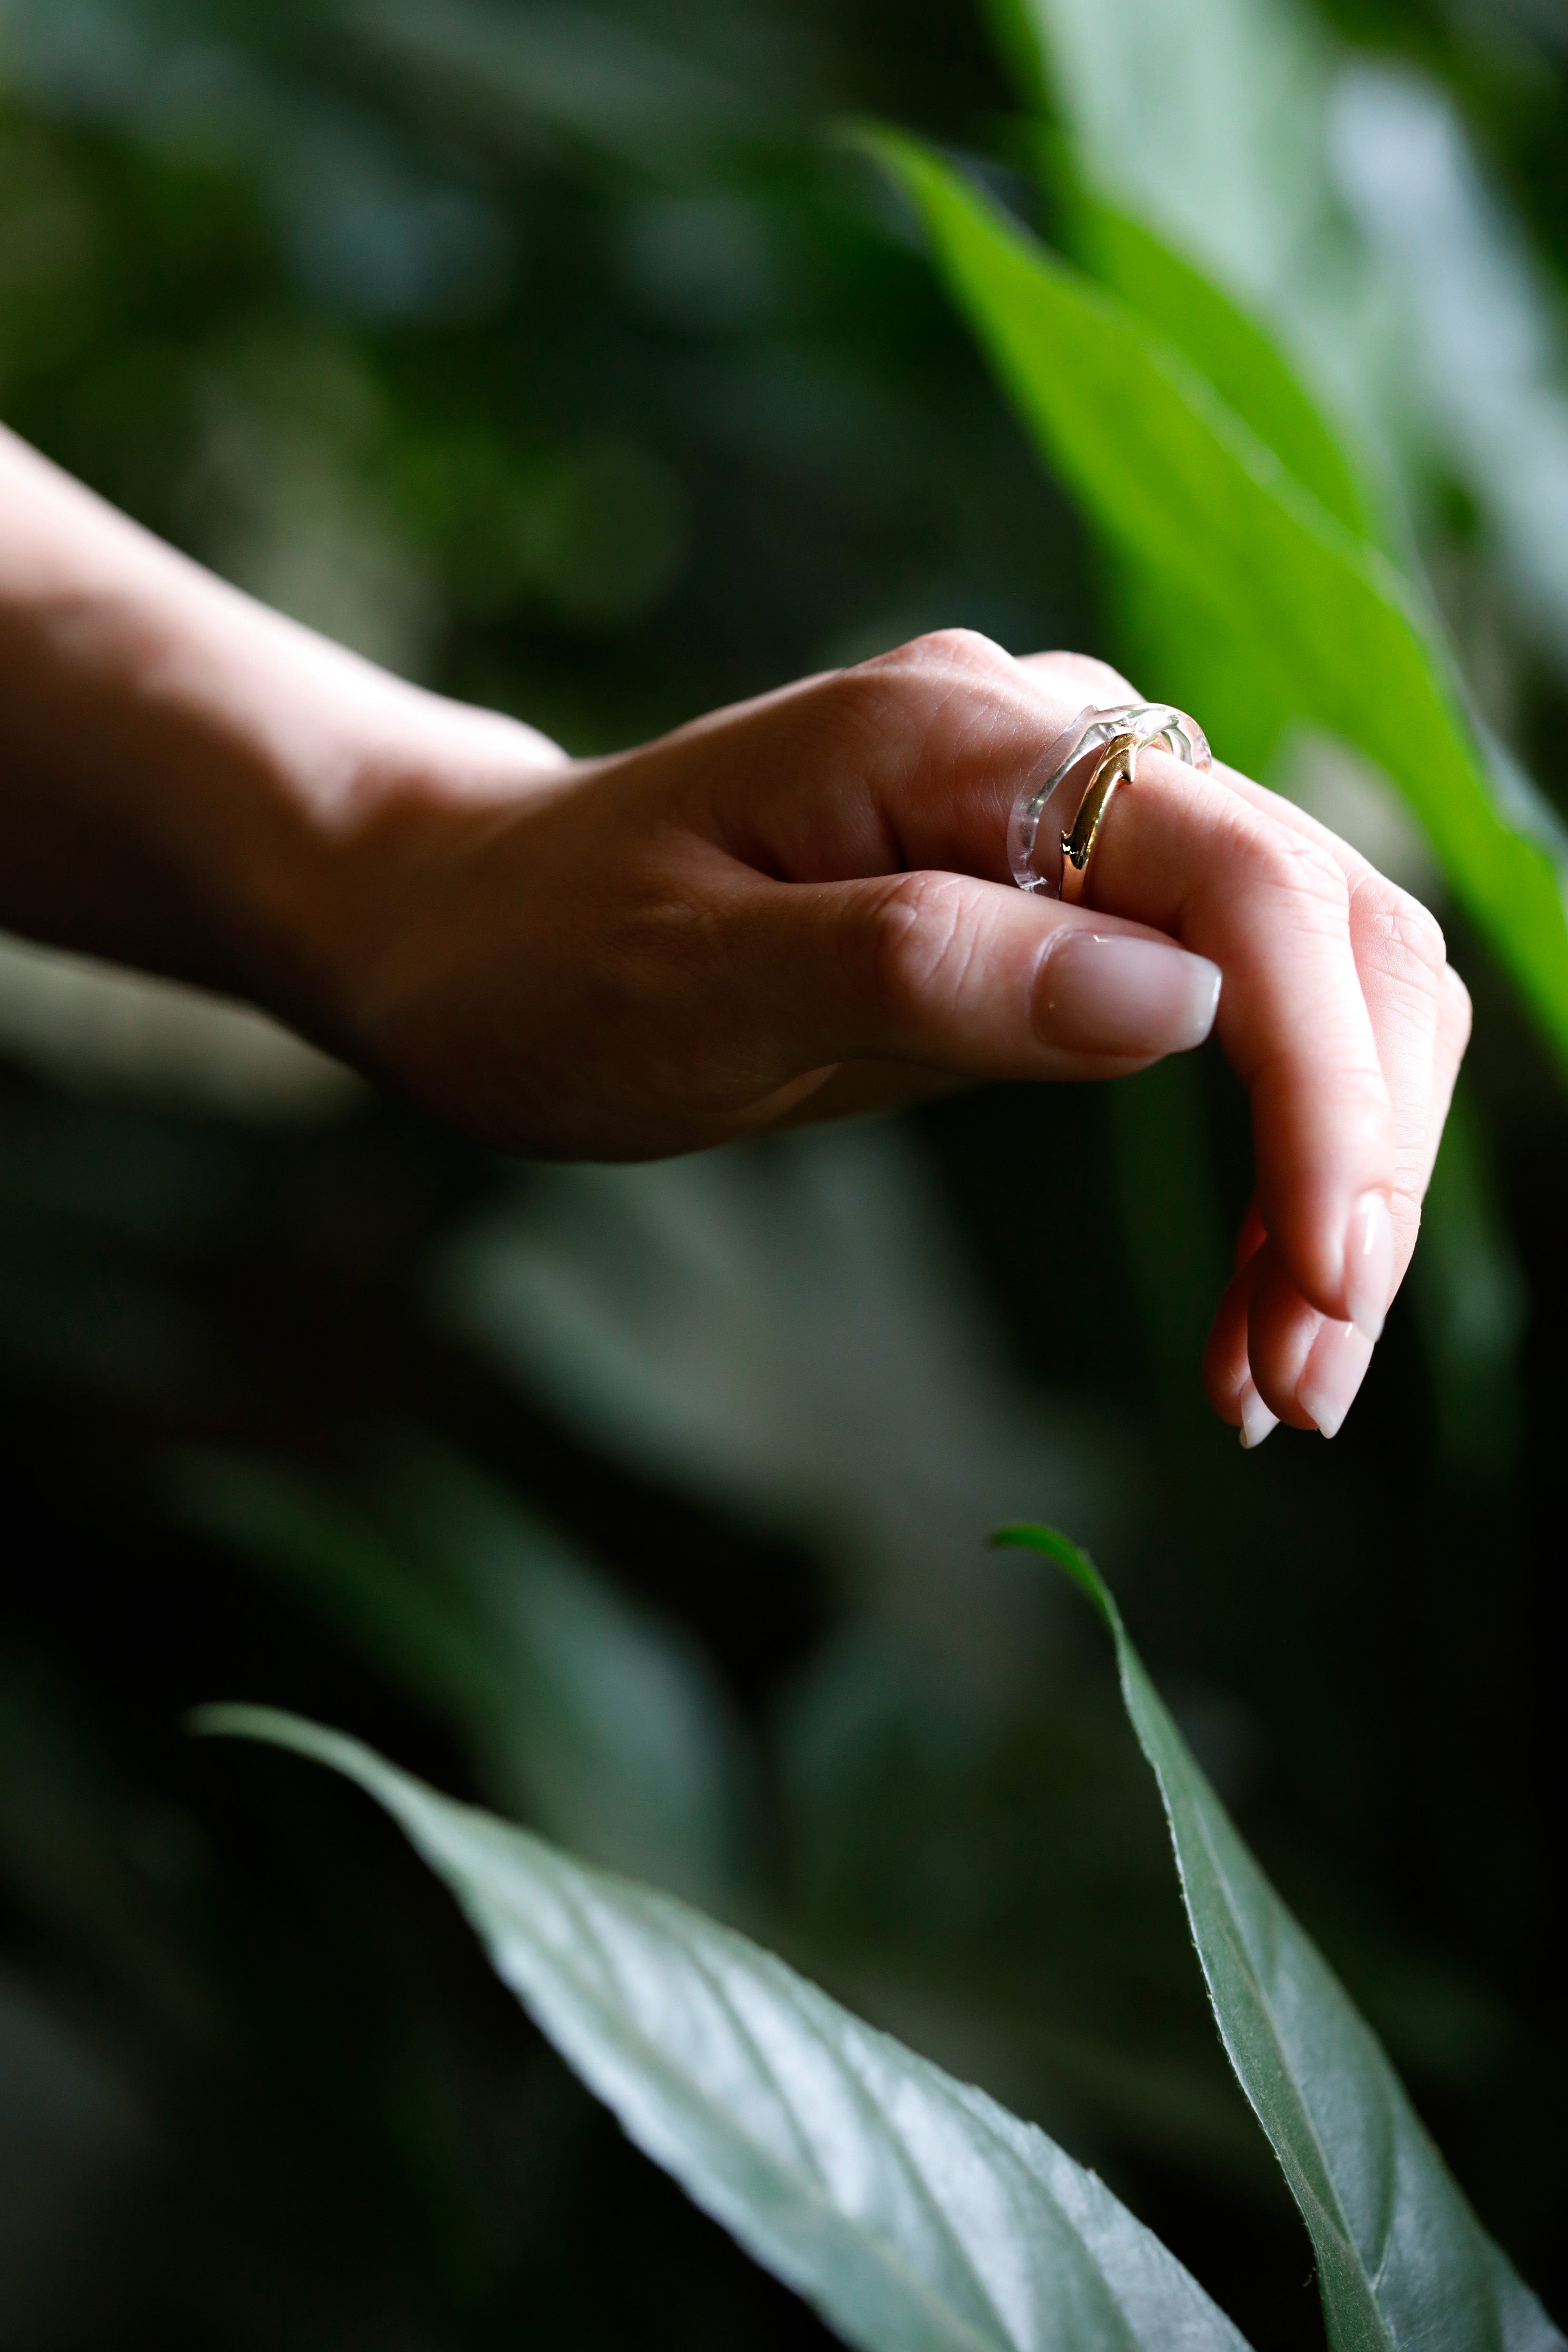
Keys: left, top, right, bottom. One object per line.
{"left": 1060, "top": 730, "right": 1139, "bottom": 907}
{"left": 1008, "top": 701, "right": 1212, "bottom": 900}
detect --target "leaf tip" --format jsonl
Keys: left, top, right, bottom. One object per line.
{"left": 990, "top": 1523, "right": 1118, "bottom": 1627}
{"left": 183, "top": 1702, "right": 345, "bottom": 1770}
{"left": 187, "top": 1700, "right": 256, "bottom": 1741}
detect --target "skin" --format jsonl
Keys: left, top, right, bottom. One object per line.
{"left": 0, "top": 426, "right": 1469, "bottom": 1438}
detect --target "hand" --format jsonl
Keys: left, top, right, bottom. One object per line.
{"left": 0, "top": 434, "right": 1457, "bottom": 1441}
{"left": 317, "top": 630, "right": 1466, "bottom": 1443}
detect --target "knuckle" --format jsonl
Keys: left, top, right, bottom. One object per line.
{"left": 1037, "top": 649, "right": 1138, "bottom": 702}
{"left": 827, "top": 630, "right": 1023, "bottom": 805}
{"left": 1354, "top": 874, "right": 1447, "bottom": 982}
{"left": 798, "top": 664, "right": 923, "bottom": 798}
{"left": 1280, "top": 831, "right": 1351, "bottom": 906}
{"left": 1230, "top": 816, "right": 1350, "bottom": 916}
{"left": 855, "top": 870, "right": 974, "bottom": 1020}
{"left": 865, "top": 626, "right": 1013, "bottom": 682}
{"left": 841, "top": 630, "right": 1015, "bottom": 736}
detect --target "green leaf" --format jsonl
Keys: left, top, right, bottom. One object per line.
{"left": 195, "top": 1704, "right": 1255, "bottom": 2352}
{"left": 175, "top": 1448, "right": 745, "bottom": 1906}
{"left": 865, "top": 129, "right": 1568, "bottom": 1071}
{"left": 1047, "top": 170, "right": 1391, "bottom": 776}
{"left": 996, "top": 0, "right": 1345, "bottom": 362}
{"left": 1060, "top": 186, "right": 1374, "bottom": 545}
{"left": 977, "top": 0, "right": 1052, "bottom": 111}
{"left": 993, "top": 1526, "right": 1565, "bottom": 2352}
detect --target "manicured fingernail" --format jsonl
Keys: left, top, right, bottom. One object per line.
{"left": 1344, "top": 1191, "right": 1394, "bottom": 1341}
{"left": 1238, "top": 1382, "right": 1279, "bottom": 1451}
{"left": 1297, "top": 1319, "right": 1374, "bottom": 1438}
{"left": 1036, "top": 933, "right": 1221, "bottom": 1057}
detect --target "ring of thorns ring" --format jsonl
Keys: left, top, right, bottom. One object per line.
{"left": 1007, "top": 702, "right": 1212, "bottom": 905}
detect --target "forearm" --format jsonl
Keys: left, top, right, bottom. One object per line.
{"left": 0, "top": 426, "right": 562, "bottom": 1032}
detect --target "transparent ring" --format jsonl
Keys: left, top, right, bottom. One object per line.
{"left": 1008, "top": 701, "right": 1212, "bottom": 900}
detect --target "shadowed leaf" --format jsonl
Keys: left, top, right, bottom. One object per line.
{"left": 195, "top": 1704, "right": 1255, "bottom": 2352}
{"left": 995, "top": 1525, "right": 1565, "bottom": 2352}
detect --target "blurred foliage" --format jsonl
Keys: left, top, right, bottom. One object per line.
{"left": 875, "top": 122, "right": 1568, "bottom": 1061}
{"left": 1, "top": 2, "right": 1566, "bottom": 2349}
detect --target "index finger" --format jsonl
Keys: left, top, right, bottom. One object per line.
{"left": 1207, "top": 758, "right": 1450, "bottom": 1272}
{"left": 1062, "top": 747, "right": 1400, "bottom": 1336}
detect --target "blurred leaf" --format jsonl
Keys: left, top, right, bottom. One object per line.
{"left": 1330, "top": 62, "right": 1568, "bottom": 684}
{"left": 1013, "top": 0, "right": 1568, "bottom": 685}
{"left": 1060, "top": 184, "right": 1374, "bottom": 543}
{"left": 994, "top": 1526, "right": 1565, "bottom": 2352}
{"left": 345, "top": 0, "right": 751, "bottom": 178}
{"left": 977, "top": 0, "right": 1051, "bottom": 112}
{"left": 438, "top": 1130, "right": 1113, "bottom": 1618}
{"left": 197, "top": 1705, "right": 1256, "bottom": 2352}
{"left": 175, "top": 1448, "right": 746, "bottom": 1906}
{"left": 867, "top": 131, "right": 1568, "bottom": 1070}
{"left": 994, "top": 0, "right": 1355, "bottom": 387}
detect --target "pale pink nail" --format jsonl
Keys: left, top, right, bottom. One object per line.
{"left": 1343, "top": 1192, "right": 1394, "bottom": 1342}
{"left": 1297, "top": 1320, "right": 1375, "bottom": 1438}
{"left": 1036, "top": 933, "right": 1220, "bottom": 1057}
{"left": 1238, "top": 1382, "right": 1279, "bottom": 1451}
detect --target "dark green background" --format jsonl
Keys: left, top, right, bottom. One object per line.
{"left": 1, "top": 2, "right": 1562, "bottom": 2345}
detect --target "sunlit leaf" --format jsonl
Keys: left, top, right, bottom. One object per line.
{"left": 997, "top": 0, "right": 1349, "bottom": 366}
{"left": 1014, "top": 0, "right": 1568, "bottom": 682}
{"left": 994, "top": 1526, "right": 1566, "bottom": 2352}
{"left": 1049, "top": 173, "right": 1388, "bottom": 780}
{"left": 197, "top": 1704, "right": 1255, "bottom": 2352}
{"left": 1060, "top": 185, "right": 1374, "bottom": 544}
{"left": 866, "top": 130, "right": 1568, "bottom": 1069}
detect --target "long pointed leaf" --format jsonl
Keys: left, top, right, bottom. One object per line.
{"left": 867, "top": 130, "right": 1568, "bottom": 1070}
{"left": 195, "top": 1704, "right": 1253, "bottom": 2352}
{"left": 994, "top": 1526, "right": 1564, "bottom": 2352}
{"left": 1060, "top": 186, "right": 1375, "bottom": 543}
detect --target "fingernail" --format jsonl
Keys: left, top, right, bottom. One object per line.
{"left": 1344, "top": 1192, "right": 1395, "bottom": 1341}
{"left": 1297, "top": 1320, "right": 1374, "bottom": 1439}
{"left": 1238, "top": 1381, "right": 1279, "bottom": 1451}
{"left": 1036, "top": 933, "right": 1221, "bottom": 1057}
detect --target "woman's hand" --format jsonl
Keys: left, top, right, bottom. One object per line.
{"left": 320, "top": 630, "right": 1467, "bottom": 1445}
{"left": 0, "top": 424, "right": 1464, "bottom": 1446}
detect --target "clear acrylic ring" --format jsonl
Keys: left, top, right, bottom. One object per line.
{"left": 1008, "top": 702, "right": 1212, "bottom": 899}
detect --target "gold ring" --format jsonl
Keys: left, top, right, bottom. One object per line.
{"left": 1060, "top": 730, "right": 1139, "bottom": 906}
{"left": 1008, "top": 700, "right": 1212, "bottom": 900}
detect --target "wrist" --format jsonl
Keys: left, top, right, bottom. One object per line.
{"left": 0, "top": 428, "right": 569, "bottom": 1057}
{"left": 248, "top": 665, "right": 571, "bottom": 1069}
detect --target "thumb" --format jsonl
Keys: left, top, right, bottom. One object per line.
{"left": 734, "top": 869, "right": 1221, "bottom": 1081}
